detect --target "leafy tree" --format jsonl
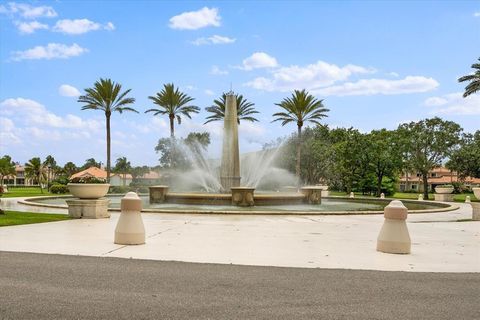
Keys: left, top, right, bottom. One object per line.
{"left": 154, "top": 138, "right": 189, "bottom": 169}
{"left": 0, "top": 155, "right": 16, "bottom": 185}
{"left": 184, "top": 132, "right": 211, "bottom": 149}
{"left": 113, "top": 157, "right": 132, "bottom": 186}
{"left": 145, "top": 83, "right": 199, "bottom": 138}
{"left": 78, "top": 78, "right": 138, "bottom": 182}
{"left": 272, "top": 89, "right": 329, "bottom": 182}
{"left": 447, "top": 131, "right": 480, "bottom": 179}
{"left": 204, "top": 93, "right": 259, "bottom": 124}
{"left": 397, "top": 117, "right": 463, "bottom": 199}
{"left": 368, "top": 129, "right": 403, "bottom": 196}
{"left": 25, "top": 157, "right": 46, "bottom": 193}
{"left": 458, "top": 57, "right": 480, "bottom": 97}
{"left": 131, "top": 166, "right": 151, "bottom": 182}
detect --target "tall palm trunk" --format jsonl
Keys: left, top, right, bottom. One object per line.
{"left": 296, "top": 124, "right": 302, "bottom": 185}
{"left": 106, "top": 113, "right": 111, "bottom": 182}
{"left": 169, "top": 114, "right": 175, "bottom": 138}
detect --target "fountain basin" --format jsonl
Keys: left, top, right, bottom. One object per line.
{"left": 21, "top": 195, "right": 457, "bottom": 215}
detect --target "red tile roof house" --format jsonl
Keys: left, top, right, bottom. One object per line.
{"left": 70, "top": 167, "right": 133, "bottom": 187}
{"left": 398, "top": 167, "right": 480, "bottom": 193}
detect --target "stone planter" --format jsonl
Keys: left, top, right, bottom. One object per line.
{"left": 472, "top": 187, "right": 480, "bottom": 200}
{"left": 435, "top": 186, "right": 454, "bottom": 194}
{"left": 471, "top": 202, "right": 480, "bottom": 221}
{"left": 67, "top": 183, "right": 110, "bottom": 199}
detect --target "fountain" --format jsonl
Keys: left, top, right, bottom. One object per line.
{"left": 19, "top": 90, "right": 456, "bottom": 215}
{"left": 220, "top": 92, "right": 241, "bottom": 192}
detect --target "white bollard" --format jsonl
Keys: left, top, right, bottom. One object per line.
{"left": 349, "top": 192, "right": 355, "bottom": 198}
{"left": 377, "top": 200, "right": 411, "bottom": 254}
{"left": 465, "top": 196, "right": 471, "bottom": 203}
{"left": 417, "top": 194, "right": 423, "bottom": 201}
{"left": 114, "top": 192, "right": 145, "bottom": 245}
{"left": 380, "top": 193, "right": 385, "bottom": 199}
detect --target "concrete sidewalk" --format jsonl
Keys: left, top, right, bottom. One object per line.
{"left": 1, "top": 198, "right": 478, "bottom": 272}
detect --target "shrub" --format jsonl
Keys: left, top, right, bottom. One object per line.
{"left": 50, "top": 184, "right": 69, "bottom": 194}
{"left": 69, "top": 176, "right": 107, "bottom": 184}
{"left": 109, "top": 186, "right": 130, "bottom": 194}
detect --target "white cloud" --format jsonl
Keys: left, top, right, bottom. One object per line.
{"left": 245, "top": 60, "right": 374, "bottom": 91}
{"left": 241, "top": 52, "right": 278, "bottom": 71}
{"left": 169, "top": 7, "right": 220, "bottom": 30}
{"left": 0, "top": 117, "right": 21, "bottom": 144}
{"left": 474, "top": 12, "right": 480, "bottom": 17}
{"left": 388, "top": 72, "right": 399, "bottom": 77}
{"left": 2, "top": 2, "right": 57, "bottom": 19}
{"left": 53, "top": 19, "right": 115, "bottom": 34}
{"left": 424, "top": 92, "right": 480, "bottom": 115}
{"left": 204, "top": 89, "right": 215, "bottom": 96}
{"left": 0, "top": 97, "right": 102, "bottom": 130}
{"left": 11, "top": 43, "right": 88, "bottom": 61}
{"left": 105, "top": 22, "right": 115, "bottom": 31}
{"left": 185, "top": 85, "right": 198, "bottom": 91}
{"left": 314, "top": 76, "right": 439, "bottom": 96}
{"left": 59, "top": 84, "right": 81, "bottom": 97}
{"left": 191, "top": 35, "right": 235, "bottom": 45}
{"left": 15, "top": 20, "right": 48, "bottom": 34}
{"left": 210, "top": 65, "right": 228, "bottom": 75}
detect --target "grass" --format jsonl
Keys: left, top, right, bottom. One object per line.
{"left": 1, "top": 187, "right": 52, "bottom": 198}
{"left": 0, "top": 210, "right": 70, "bottom": 227}
{"left": 329, "top": 191, "right": 475, "bottom": 202}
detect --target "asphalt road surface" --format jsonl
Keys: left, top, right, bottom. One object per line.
{"left": 0, "top": 251, "right": 478, "bottom": 319}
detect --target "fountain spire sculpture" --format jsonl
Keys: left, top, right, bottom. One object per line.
{"left": 220, "top": 91, "right": 241, "bottom": 192}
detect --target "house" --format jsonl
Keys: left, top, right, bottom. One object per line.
{"left": 70, "top": 167, "right": 132, "bottom": 187}
{"left": 135, "top": 171, "right": 162, "bottom": 185}
{"left": 398, "top": 167, "right": 480, "bottom": 192}
{"left": 3, "top": 164, "right": 28, "bottom": 186}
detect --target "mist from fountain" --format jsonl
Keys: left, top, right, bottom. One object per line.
{"left": 167, "top": 139, "right": 297, "bottom": 193}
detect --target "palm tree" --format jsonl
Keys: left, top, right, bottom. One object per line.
{"left": 43, "top": 155, "right": 57, "bottom": 190}
{"left": 145, "top": 83, "right": 199, "bottom": 138}
{"left": 204, "top": 93, "right": 259, "bottom": 124}
{"left": 458, "top": 57, "right": 480, "bottom": 97}
{"left": 78, "top": 78, "right": 138, "bottom": 182}
{"left": 272, "top": 89, "right": 329, "bottom": 181}
{"left": 63, "top": 162, "right": 78, "bottom": 178}
{"left": 25, "top": 157, "right": 46, "bottom": 193}
{"left": 113, "top": 157, "right": 131, "bottom": 186}
{"left": 0, "top": 155, "right": 15, "bottom": 185}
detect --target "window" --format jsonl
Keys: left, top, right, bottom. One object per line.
{"left": 431, "top": 172, "right": 437, "bottom": 177}
{"left": 411, "top": 184, "right": 418, "bottom": 190}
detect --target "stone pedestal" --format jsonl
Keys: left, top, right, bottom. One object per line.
{"left": 66, "top": 198, "right": 110, "bottom": 219}
{"left": 471, "top": 202, "right": 480, "bottom": 221}
{"left": 377, "top": 200, "right": 411, "bottom": 254}
{"left": 149, "top": 185, "right": 169, "bottom": 204}
{"left": 301, "top": 186, "right": 323, "bottom": 204}
{"left": 231, "top": 187, "right": 255, "bottom": 207}
{"left": 434, "top": 193, "right": 454, "bottom": 202}
{"left": 115, "top": 192, "right": 145, "bottom": 245}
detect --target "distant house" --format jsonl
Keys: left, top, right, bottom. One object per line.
{"left": 398, "top": 167, "right": 480, "bottom": 192}
{"left": 134, "top": 171, "right": 162, "bottom": 185}
{"left": 4, "top": 164, "right": 29, "bottom": 186}
{"left": 70, "top": 167, "right": 132, "bottom": 187}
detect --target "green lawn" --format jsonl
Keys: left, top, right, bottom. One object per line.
{"left": 329, "top": 191, "right": 475, "bottom": 202}
{"left": 1, "top": 187, "right": 52, "bottom": 198}
{"left": 0, "top": 210, "right": 70, "bottom": 227}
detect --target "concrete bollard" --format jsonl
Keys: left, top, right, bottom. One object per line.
{"left": 376, "top": 200, "right": 411, "bottom": 254}
{"left": 114, "top": 192, "right": 145, "bottom": 245}
{"left": 465, "top": 196, "right": 471, "bottom": 203}
{"left": 380, "top": 193, "right": 385, "bottom": 199}
{"left": 349, "top": 192, "right": 354, "bottom": 198}
{"left": 418, "top": 194, "right": 423, "bottom": 201}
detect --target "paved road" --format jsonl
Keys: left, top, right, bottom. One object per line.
{"left": 1, "top": 251, "right": 478, "bottom": 320}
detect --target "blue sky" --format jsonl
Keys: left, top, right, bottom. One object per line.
{"left": 0, "top": 1, "right": 479, "bottom": 166}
